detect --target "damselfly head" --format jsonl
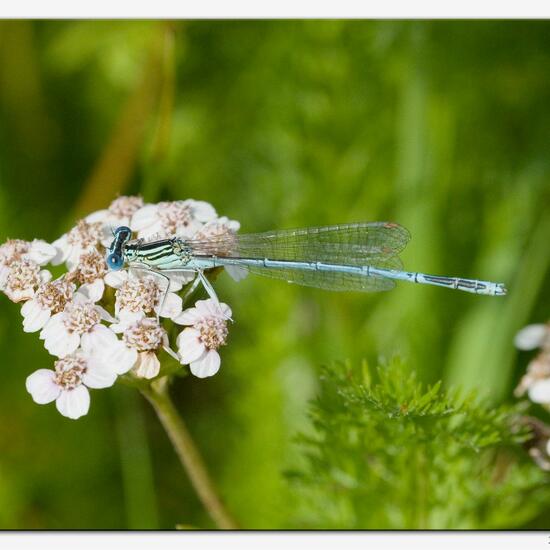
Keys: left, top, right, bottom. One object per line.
{"left": 114, "top": 226, "right": 132, "bottom": 240}
{"left": 106, "top": 226, "right": 133, "bottom": 271}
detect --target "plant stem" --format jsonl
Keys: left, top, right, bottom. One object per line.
{"left": 141, "top": 378, "right": 238, "bottom": 529}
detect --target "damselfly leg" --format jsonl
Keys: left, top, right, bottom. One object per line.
{"left": 128, "top": 264, "right": 172, "bottom": 324}
{"left": 180, "top": 273, "right": 202, "bottom": 304}
{"left": 159, "top": 268, "right": 234, "bottom": 322}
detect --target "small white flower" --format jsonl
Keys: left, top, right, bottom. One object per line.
{"left": 67, "top": 248, "right": 108, "bottom": 302}
{"left": 515, "top": 352, "right": 550, "bottom": 400}
{"left": 52, "top": 218, "right": 112, "bottom": 269}
{"left": 0, "top": 238, "right": 56, "bottom": 268}
{"left": 174, "top": 299, "right": 231, "bottom": 378}
{"left": 515, "top": 324, "right": 550, "bottom": 351}
{"left": 122, "top": 317, "right": 177, "bottom": 379}
{"left": 39, "top": 292, "right": 117, "bottom": 358}
{"left": 26, "top": 344, "right": 137, "bottom": 419}
{"left": 2, "top": 258, "right": 52, "bottom": 303}
{"left": 0, "top": 238, "right": 56, "bottom": 294}
{"left": 528, "top": 377, "right": 550, "bottom": 405}
{"left": 193, "top": 216, "right": 241, "bottom": 240}
{"left": 86, "top": 195, "right": 145, "bottom": 230}
{"left": 131, "top": 199, "right": 217, "bottom": 240}
{"left": 106, "top": 270, "right": 183, "bottom": 330}
{"left": 21, "top": 278, "right": 75, "bottom": 332}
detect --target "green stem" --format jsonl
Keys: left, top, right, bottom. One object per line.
{"left": 141, "top": 378, "right": 238, "bottom": 529}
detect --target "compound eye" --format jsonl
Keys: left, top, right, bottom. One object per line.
{"left": 106, "top": 253, "right": 124, "bottom": 271}
{"left": 115, "top": 226, "right": 132, "bottom": 238}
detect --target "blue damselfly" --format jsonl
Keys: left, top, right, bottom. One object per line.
{"left": 106, "top": 222, "right": 507, "bottom": 310}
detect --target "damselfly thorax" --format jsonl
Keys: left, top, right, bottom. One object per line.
{"left": 123, "top": 238, "right": 195, "bottom": 269}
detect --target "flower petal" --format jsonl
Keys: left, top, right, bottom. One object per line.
{"left": 56, "top": 386, "right": 90, "bottom": 419}
{"left": 5, "top": 287, "right": 36, "bottom": 303}
{"left": 26, "top": 369, "right": 61, "bottom": 404}
{"left": 79, "top": 279, "right": 105, "bottom": 303}
{"left": 82, "top": 360, "right": 118, "bottom": 389}
{"left": 21, "top": 300, "right": 51, "bottom": 333}
{"left": 85, "top": 209, "right": 109, "bottom": 223}
{"left": 198, "top": 298, "right": 231, "bottom": 319}
{"left": 134, "top": 351, "right": 161, "bottom": 379}
{"left": 42, "top": 324, "right": 80, "bottom": 358}
{"left": 50, "top": 235, "right": 69, "bottom": 266}
{"left": 157, "top": 291, "right": 183, "bottom": 319}
{"left": 130, "top": 204, "right": 158, "bottom": 232}
{"left": 28, "top": 240, "right": 57, "bottom": 265}
{"left": 39, "top": 269, "right": 53, "bottom": 284}
{"left": 515, "top": 324, "right": 548, "bottom": 350}
{"left": 528, "top": 379, "right": 550, "bottom": 404}
{"left": 104, "top": 269, "right": 128, "bottom": 289}
{"left": 0, "top": 265, "right": 10, "bottom": 290}
{"left": 111, "top": 309, "right": 145, "bottom": 333}
{"left": 39, "top": 312, "right": 64, "bottom": 339}
{"left": 137, "top": 220, "right": 165, "bottom": 240}
{"left": 177, "top": 328, "right": 205, "bottom": 364}
{"left": 167, "top": 271, "right": 195, "bottom": 291}
{"left": 190, "top": 349, "right": 221, "bottom": 378}
{"left": 172, "top": 306, "right": 201, "bottom": 325}
{"left": 92, "top": 341, "right": 138, "bottom": 375}
{"left": 81, "top": 324, "right": 118, "bottom": 354}
{"left": 190, "top": 200, "right": 217, "bottom": 222}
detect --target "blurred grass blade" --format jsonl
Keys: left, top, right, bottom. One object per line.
{"left": 73, "top": 24, "right": 169, "bottom": 220}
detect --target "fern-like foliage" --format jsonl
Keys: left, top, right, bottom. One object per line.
{"left": 287, "top": 358, "right": 550, "bottom": 529}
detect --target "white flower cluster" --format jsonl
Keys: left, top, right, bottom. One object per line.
{"left": 514, "top": 322, "right": 550, "bottom": 404}
{"left": 0, "top": 197, "right": 239, "bottom": 419}
{"left": 513, "top": 321, "right": 550, "bottom": 464}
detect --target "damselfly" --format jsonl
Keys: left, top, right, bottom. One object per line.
{"left": 106, "top": 223, "right": 507, "bottom": 309}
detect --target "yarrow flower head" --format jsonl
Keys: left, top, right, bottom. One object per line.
{"left": 1, "top": 195, "right": 239, "bottom": 419}
{"left": 0, "top": 238, "right": 56, "bottom": 301}
{"left": 122, "top": 317, "right": 176, "bottom": 379}
{"left": 66, "top": 248, "right": 109, "bottom": 302}
{"left": 174, "top": 299, "right": 231, "bottom": 378}
{"left": 39, "top": 292, "right": 117, "bottom": 358}
{"left": 131, "top": 199, "right": 218, "bottom": 240}
{"left": 52, "top": 218, "right": 112, "bottom": 269}
{"left": 26, "top": 343, "right": 136, "bottom": 419}
{"left": 21, "top": 278, "right": 75, "bottom": 332}
{"left": 87, "top": 195, "right": 145, "bottom": 228}
{"left": 2, "top": 258, "right": 52, "bottom": 303}
{"left": 106, "top": 270, "right": 183, "bottom": 330}
{"left": 0, "top": 238, "right": 56, "bottom": 271}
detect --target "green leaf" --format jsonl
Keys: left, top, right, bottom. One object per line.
{"left": 288, "top": 359, "right": 550, "bottom": 529}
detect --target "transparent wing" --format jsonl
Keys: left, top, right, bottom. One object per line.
{"left": 187, "top": 222, "right": 410, "bottom": 293}
{"left": 242, "top": 255, "right": 402, "bottom": 292}
{"left": 187, "top": 223, "right": 410, "bottom": 262}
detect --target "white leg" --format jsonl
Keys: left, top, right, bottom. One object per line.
{"left": 141, "top": 269, "right": 234, "bottom": 322}
{"left": 197, "top": 270, "right": 233, "bottom": 322}
{"left": 180, "top": 274, "right": 202, "bottom": 304}
{"left": 129, "top": 265, "right": 171, "bottom": 323}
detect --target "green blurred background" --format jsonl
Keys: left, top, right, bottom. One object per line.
{"left": 0, "top": 20, "right": 549, "bottom": 529}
